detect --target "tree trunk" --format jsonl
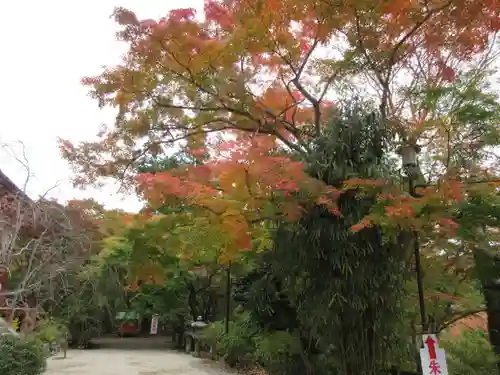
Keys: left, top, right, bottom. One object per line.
{"left": 297, "top": 340, "right": 314, "bottom": 375}
{"left": 483, "top": 287, "right": 500, "bottom": 372}
{"left": 187, "top": 283, "right": 199, "bottom": 320}
{"left": 474, "top": 247, "right": 500, "bottom": 372}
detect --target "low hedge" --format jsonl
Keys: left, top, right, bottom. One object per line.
{"left": 0, "top": 335, "right": 47, "bottom": 375}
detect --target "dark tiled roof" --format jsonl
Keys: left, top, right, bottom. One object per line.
{"left": 0, "top": 168, "right": 33, "bottom": 203}
{"left": 0, "top": 169, "right": 69, "bottom": 233}
{"left": 0, "top": 169, "right": 20, "bottom": 193}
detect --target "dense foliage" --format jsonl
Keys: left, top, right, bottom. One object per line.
{"left": 12, "top": 1, "right": 496, "bottom": 374}
{"left": 442, "top": 330, "right": 498, "bottom": 375}
{"left": 0, "top": 336, "right": 47, "bottom": 375}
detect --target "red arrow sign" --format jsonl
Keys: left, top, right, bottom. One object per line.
{"left": 425, "top": 336, "right": 437, "bottom": 360}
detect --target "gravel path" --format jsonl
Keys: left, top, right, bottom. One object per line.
{"left": 44, "top": 338, "right": 232, "bottom": 375}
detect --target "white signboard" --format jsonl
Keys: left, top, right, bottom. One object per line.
{"left": 150, "top": 315, "right": 159, "bottom": 335}
{"left": 420, "top": 334, "right": 449, "bottom": 375}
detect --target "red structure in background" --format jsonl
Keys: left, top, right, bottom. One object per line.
{"left": 115, "top": 310, "right": 141, "bottom": 336}
{"left": 118, "top": 321, "right": 141, "bottom": 336}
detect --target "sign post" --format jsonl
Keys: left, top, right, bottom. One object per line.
{"left": 420, "top": 334, "right": 449, "bottom": 375}
{"left": 150, "top": 315, "right": 159, "bottom": 335}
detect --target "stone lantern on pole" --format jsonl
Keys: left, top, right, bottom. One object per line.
{"left": 399, "top": 141, "right": 428, "bottom": 373}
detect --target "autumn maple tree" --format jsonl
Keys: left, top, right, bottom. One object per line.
{"left": 59, "top": 0, "right": 500, "bottom": 355}
{"left": 57, "top": 0, "right": 500, "bottom": 288}
{"left": 62, "top": 0, "right": 498, "bottom": 189}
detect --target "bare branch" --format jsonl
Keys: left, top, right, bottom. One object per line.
{"left": 0, "top": 154, "right": 94, "bottom": 322}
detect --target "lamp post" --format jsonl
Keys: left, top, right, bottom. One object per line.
{"left": 224, "top": 263, "right": 231, "bottom": 334}
{"left": 400, "top": 144, "right": 427, "bottom": 372}
{"left": 191, "top": 264, "right": 231, "bottom": 334}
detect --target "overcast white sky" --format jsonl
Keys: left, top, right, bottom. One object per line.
{"left": 1, "top": 2, "right": 498, "bottom": 214}
{"left": 0, "top": 0, "right": 202, "bottom": 212}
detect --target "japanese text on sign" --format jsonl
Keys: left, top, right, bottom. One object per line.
{"left": 150, "top": 315, "right": 159, "bottom": 335}
{"left": 419, "top": 334, "right": 449, "bottom": 375}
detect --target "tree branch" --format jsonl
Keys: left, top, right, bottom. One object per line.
{"left": 437, "top": 307, "right": 486, "bottom": 332}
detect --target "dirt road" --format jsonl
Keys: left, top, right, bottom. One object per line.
{"left": 44, "top": 338, "right": 231, "bottom": 375}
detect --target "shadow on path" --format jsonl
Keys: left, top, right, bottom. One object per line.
{"left": 92, "top": 336, "right": 174, "bottom": 351}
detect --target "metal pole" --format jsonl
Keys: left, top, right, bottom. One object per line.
{"left": 413, "top": 233, "right": 426, "bottom": 333}
{"left": 409, "top": 176, "right": 426, "bottom": 374}
{"left": 225, "top": 264, "right": 231, "bottom": 334}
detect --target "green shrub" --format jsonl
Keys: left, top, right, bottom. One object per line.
{"left": 34, "top": 318, "right": 67, "bottom": 343}
{"left": 442, "top": 330, "right": 497, "bottom": 375}
{"left": 0, "top": 335, "right": 47, "bottom": 375}
{"left": 66, "top": 315, "right": 101, "bottom": 347}
{"left": 254, "top": 331, "right": 304, "bottom": 375}
{"left": 202, "top": 317, "right": 309, "bottom": 375}
{"left": 198, "top": 320, "right": 224, "bottom": 345}
{"left": 201, "top": 314, "right": 258, "bottom": 367}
